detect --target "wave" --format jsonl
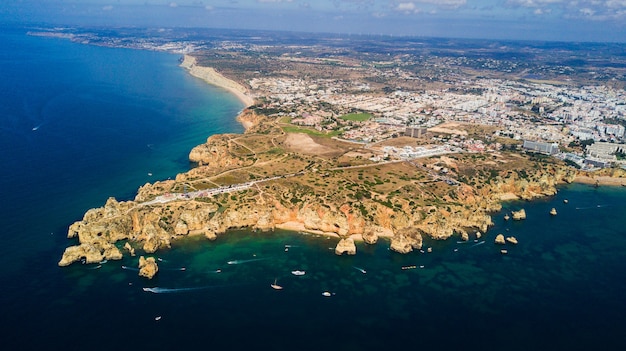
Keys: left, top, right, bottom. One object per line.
{"left": 121, "top": 265, "right": 139, "bottom": 271}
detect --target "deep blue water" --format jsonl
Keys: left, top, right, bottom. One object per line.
{"left": 1, "top": 28, "right": 626, "bottom": 351}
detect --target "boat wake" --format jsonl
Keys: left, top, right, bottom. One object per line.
{"left": 162, "top": 267, "right": 186, "bottom": 271}
{"left": 121, "top": 265, "right": 139, "bottom": 271}
{"left": 143, "top": 286, "right": 208, "bottom": 294}
{"left": 227, "top": 258, "right": 266, "bottom": 265}
{"left": 352, "top": 266, "right": 367, "bottom": 274}
{"left": 576, "top": 204, "right": 608, "bottom": 210}
{"left": 470, "top": 240, "right": 485, "bottom": 248}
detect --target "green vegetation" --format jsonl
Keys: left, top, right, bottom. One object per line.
{"left": 339, "top": 112, "right": 372, "bottom": 122}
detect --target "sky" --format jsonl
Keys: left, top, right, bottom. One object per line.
{"left": 2, "top": 0, "right": 626, "bottom": 42}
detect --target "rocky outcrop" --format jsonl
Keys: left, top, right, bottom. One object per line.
{"left": 138, "top": 256, "right": 158, "bottom": 279}
{"left": 460, "top": 231, "right": 469, "bottom": 241}
{"left": 550, "top": 208, "right": 557, "bottom": 216}
{"left": 59, "top": 128, "right": 584, "bottom": 264}
{"left": 506, "top": 236, "right": 518, "bottom": 244}
{"left": 335, "top": 238, "right": 356, "bottom": 255}
{"left": 124, "top": 242, "right": 136, "bottom": 256}
{"left": 495, "top": 234, "right": 506, "bottom": 245}
{"left": 390, "top": 228, "right": 423, "bottom": 254}
{"left": 189, "top": 134, "right": 254, "bottom": 168}
{"left": 512, "top": 209, "right": 526, "bottom": 220}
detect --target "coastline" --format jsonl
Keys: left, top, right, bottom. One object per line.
{"left": 574, "top": 174, "right": 626, "bottom": 186}
{"left": 179, "top": 54, "right": 255, "bottom": 108}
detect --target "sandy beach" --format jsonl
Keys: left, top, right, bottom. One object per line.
{"left": 574, "top": 175, "right": 626, "bottom": 186}
{"left": 180, "top": 55, "right": 255, "bottom": 108}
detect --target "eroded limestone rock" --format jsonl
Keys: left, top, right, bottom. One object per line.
{"left": 335, "top": 237, "right": 356, "bottom": 255}
{"left": 138, "top": 256, "right": 158, "bottom": 279}
{"left": 495, "top": 234, "right": 506, "bottom": 245}
{"left": 512, "top": 209, "right": 526, "bottom": 220}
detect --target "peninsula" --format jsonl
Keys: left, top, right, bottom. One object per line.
{"left": 55, "top": 27, "right": 626, "bottom": 267}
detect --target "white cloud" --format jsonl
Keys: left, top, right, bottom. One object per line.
{"left": 392, "top": 0, "right": 466, "bottom": 14}
{"left": 102, "top": 5, "right": 113, "bottom": 11}
{"left": 506, "top": 0, "right": 626, "bottom": 20}
{"left": 579, "top": 7, "right": 595, "bottom": 16}
{"left": 395, "top": 2, "right": 423, "bottom": 14}
{"left": 415, "top": 0, "right": 466, "bottom": 9}
{"left": 396, "top": 2, "right": 417, "bottom": 12}
{"left": 169, "top": 2, "right": 178, "bottom": 8}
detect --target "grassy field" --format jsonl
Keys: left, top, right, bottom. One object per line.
{"left": 340, "top": 112, "right": 372, "bottom": 122}
{"left": 281, "top": 125, "right": 342, "bottom": 138}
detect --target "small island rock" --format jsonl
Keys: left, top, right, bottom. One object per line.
{"left": 512, "top": 209, "right": 526, "bottom": 220}
{"left": 460, "top": 231, "right": 469, "bottom": 242}
{"left": 124, "top": 242, "right": 136, "bottom": 256}
{"left": 549, "top": 208, "right": 557, "bottom": 216}
{"left": 335, "top": 237, "right": 356, "bottom": 255}
{"left": 476, "top": 231, "right": 482, "bottom": 239}
{"left": 138, "top": 256, "right": 159, "bottom": 279}
{"left": 506, "top": 236, "right": 518, "bottom": 244}
{"left": 495, "top": 234, "right": 506, "bottom": 245}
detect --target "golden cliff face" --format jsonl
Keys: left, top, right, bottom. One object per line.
{"left": 58, "top": 116, "right": 581, "bottom": 266}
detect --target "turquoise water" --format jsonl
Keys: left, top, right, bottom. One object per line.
{"left": 1, "top": 27, "right": 625, "bottom": 350}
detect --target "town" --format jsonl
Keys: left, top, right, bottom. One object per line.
{"left": 29, "top": 26, "right": 626, "bottom": 171}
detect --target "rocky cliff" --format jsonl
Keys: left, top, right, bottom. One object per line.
{"left": 59, "top": 116, "right": 580, "bottom": 266}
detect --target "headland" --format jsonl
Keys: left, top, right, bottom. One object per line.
{"left": 53, "top": 28, "right": 626, "bottom": 269}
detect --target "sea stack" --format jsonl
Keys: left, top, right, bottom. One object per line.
{"left": 335, "top": 237, "right": 357, "bottom": 255}
{"left": 550, "top": 208, "right": 557, "bottom": 216}
{"left": 138, "top": 256, "right": 159, "bottom": 279}
{"left": 512, "top": 209, "right": 526, "bottom": 220}
{"left": 495, "top": 234, "right": 506, "bottom": 245}
{"left": 506, "top": 236, "right": 518, "bottom": 245}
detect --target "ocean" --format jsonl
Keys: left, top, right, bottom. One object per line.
{"left": 1, "top": 27, "right": 625, "bottom": 350}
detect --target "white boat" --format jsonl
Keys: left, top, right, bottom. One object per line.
{"left": 291, "top": 270, "right": 306, "bottom": 276}
{"left": 270, "top": 279, "right": 283, "bottom": 290}
{"left": 322, "top": 291, "right": 332, "bottom": 297}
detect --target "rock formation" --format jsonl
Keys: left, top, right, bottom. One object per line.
{"left": 58, "top": 115, "right": 582, "bottom": 264}
{"left": 138, "top": 256, "right": 158, "bottom": 279}
{"left": 124, "top": 242, "right": 136, "bottom": 256}
{"left": 390, "top": 229, "right": 423, "bottom": 254}
{"left": 506, "top": 236, "right": 518, "bottom": 244}
{"left": 335, "top": 237, "right": 356, "bottom": 255}
{"left": 512, "top": 209, "right": 526, "bottom": 220}
{"left": 495, "top": 234, "right": 506, "bottom": 245}
{"left": 460, "top": 231, "right": 469, "bottom": 241}
{"left": 550, "top": 208, "right": 557, "bottom": 216}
